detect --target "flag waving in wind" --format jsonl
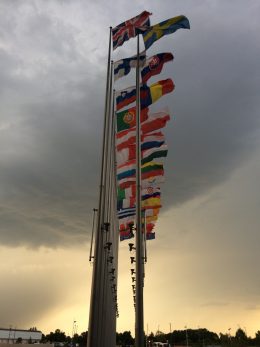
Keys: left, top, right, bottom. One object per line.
{"left": 116, "top": 79, "right": 174, "bottom": 111}
{"left": 112, "top": 11, "right": 151, "bottom": 50}
{"left": 141, "top": 79, "right": 175, "bottom": 109}
{"left": 114, "top": 52, "right": 146, "bottom": 82}
{"left": 116, "top": 107, "right": 149, "bottom": 133}
{"left": 141, "top": 53, "right": 174, "bottom": 83}
{"left": 142, "top": 15, "right": 190, "bottom": 50}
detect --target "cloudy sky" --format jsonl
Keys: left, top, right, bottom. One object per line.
{"left": 0, "top": 0, "right": 260, "bottom": 338}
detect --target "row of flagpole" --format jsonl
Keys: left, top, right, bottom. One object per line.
{"left": 87, "top": 11, "right": 190, "bottom": 347}
{"left": 87, "top": 28, "right": 119, "bottom": 347}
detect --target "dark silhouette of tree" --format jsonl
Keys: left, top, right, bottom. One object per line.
{"left": 46, "top": 329, "right": 67, "bottom": 343}
{"left": 219, "top": 332, "right": 230, "bottom": 346}
{"left": 234, "top": 328, "right": 248, "bottom": 346}
{"left": 72, "top": 331, "right": 88, "bottom": 347}
{"left": 116, "top": 331, "right": 134, "bottom": 346}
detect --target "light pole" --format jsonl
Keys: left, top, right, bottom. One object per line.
{"left": 185, "top": 326, "right": 189, "bottom": 347}
{"left": 228, "top": 328, "right": 232, "bottom": 346}
{"left": 169, "top": 323, "right": 172, "bottom": 346}
{"left": 72, "top": 320, "right": 76, "bottom": 347}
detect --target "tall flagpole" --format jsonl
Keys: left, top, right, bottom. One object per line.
{"left": 87, "top": 27, "right": 112, "bottom": 347}
{"left": 135, "top": 33, "right": 144, "bottom": 347}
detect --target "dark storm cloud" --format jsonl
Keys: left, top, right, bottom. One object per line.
{"left": 152, "top": 2, "right": 260, "bottom": 206}
{"left": 0, "top": 1, "right": 259, "bottom": 246}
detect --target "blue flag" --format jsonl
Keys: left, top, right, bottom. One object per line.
{"left": 114, "top": 52, "right": 146, "bottom": 82}
{"left": 142, "top": 15, "right": 190, "bottom": 50}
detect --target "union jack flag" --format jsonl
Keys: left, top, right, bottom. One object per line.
{"left": 112, "top": 11, "right": 151, "bottom": 50}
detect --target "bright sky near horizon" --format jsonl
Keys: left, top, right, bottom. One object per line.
{"left": 0, "top": 0, "right": 260, "bottom": 338}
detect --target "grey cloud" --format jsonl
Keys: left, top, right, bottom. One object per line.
{"left": 0, "top": 0, "right": 260, "bottom": 247}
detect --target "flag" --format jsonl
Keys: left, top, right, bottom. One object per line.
{"left": 116, "top": 79, "right": 174, "bottom": 111}
{"left": 115, "top": 85, "right": 136, "bottom": 111}
{"left": 141, "top": 162, "right": 164, "bottom": 180}
{"left": 142, "top": 144, "right": 168, "bottom": 165}
{"left": 119, "top": 219, "right": 135, "bottom": 241}
{"left": 141, "top": 132, "right": 165, "bottom": 151}
{"left": 141, "top": 52, "right": 174, "bottom": 83}
{"left": 114, "top": 52, "right": 146, "bottom": 82}
{"left": 116, "top": 107, "right": 149, "bottom": 133}
{"left": 141, "top": 109, "right": 170, "bottom": 134}
{"left": 112, "top": 11, "right": 151, "bottom": 50}
{"left": 142, "top": 188, "right": 161, "bottom": 200}
{"left": 117, "top": 196, "right": 136, "bottom": 210}
{"left": 118, "top": 207, "right": 136, "bottom": 219}
{"left": 117, "top": 185, "right": 136, "bottom": 200}
{"left": 142, "top": 174, "right": 165, "bottom": 188}
{"left": 116, "top": 109, "right": 170, "bottom": 153}
{"left": 117, "top": 161, "right": 163, "bottom": 181}
{"left": 117, "top": 163, "right": 135, "bottom": 181}
{"left": 117, "top": 186, "right": 136, "bottom": 201}
{"left": 144, "top": 206, "right": 160, "bottom": 217}
{"left": 146, "top": 223, "right": 155, "bottom": 232}
{"left": 146, "top": 232, "right": 155, "bottom": 240}
{"left": 117, "top": 131, "right": 165, "bottom": 152}
{"left": 120, "top": 231, "right": 135, "bottom": 241}
{"left": 142, "top": 15, "right": 190, "bottom": 50}
{"left": 118, "top": 162, "right": 164, "bottom": 189}
{"left": 142, "top": 197, "right": 161, "bottom": 209}
{"left": 141, "top": 79, "right": 174, "bottom": 109}
{"left": 145, "top": 215, "right": 158, "bottom": 223}
{"left": 119, "top": 215, "right": 135, "bottom": 227}
{"left": 116, "top": 145, "right": 135, "bottom": 167}
{"left": 117, "top": 176, "right": 136, "bottom": 189}
{"left": 116, "top": 142, "right": 167, "bottom": 167}
{"left": 117, "top": 187, "right": 161, "bottom": 203}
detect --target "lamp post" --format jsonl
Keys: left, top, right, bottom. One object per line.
{"left": 72, "top": 321, "right": 77, "bottom": 347}
{"left": 228, "top": 328, "right": 232, "bottom": 346}
{"left": 185, "top": 326, "right": 189, "bottom": 347}
{"left": 169, "top": 323, "right": 172, "bottom": 346}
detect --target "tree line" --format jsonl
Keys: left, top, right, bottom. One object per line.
{"left": 40, "top": 327, "right": 260, "bottom": 347}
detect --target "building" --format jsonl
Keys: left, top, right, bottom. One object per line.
{"left": 0, "top": 328, "right": 42, "bottom": 344}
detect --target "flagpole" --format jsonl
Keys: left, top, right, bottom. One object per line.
{"left": 87, "top": 27, "right": 112, "bottom": 347}
{"left": 135, "top": 33, "right": 144, "bottom": 347}
{"left": 100, "top": 60, "right": 115, "bottom": 347}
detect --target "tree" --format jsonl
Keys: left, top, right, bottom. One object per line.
{"left": 235, "top": 328, "right": 248, "bottom": 346}
{"left": 116, "top": 331, "right": 134, "bottom": 346}
{"left": 46, "top": 329, "right": 67, "bottom": 343}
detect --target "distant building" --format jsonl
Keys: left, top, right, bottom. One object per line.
{"left": 0, "top": 328, "right": 42, "bottom": 344}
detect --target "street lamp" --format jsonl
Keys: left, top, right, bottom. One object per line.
{"left": 184, "top": 325, "right": 189, "bottom": 347}
{"left": 72, "top": 321, "right": 77, "bottom": 347}
{"left": 185, "top": 326, "right": 189, "bottom": 347}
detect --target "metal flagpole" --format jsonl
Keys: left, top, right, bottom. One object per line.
{"left": 100, "top": 60, "right": 115, "bottom": 347}
{"left": 87, "top": 27, "right": 112, "bottom": 347}
{"left": 135, "top": 33, "right": 144, "bottom": 347}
